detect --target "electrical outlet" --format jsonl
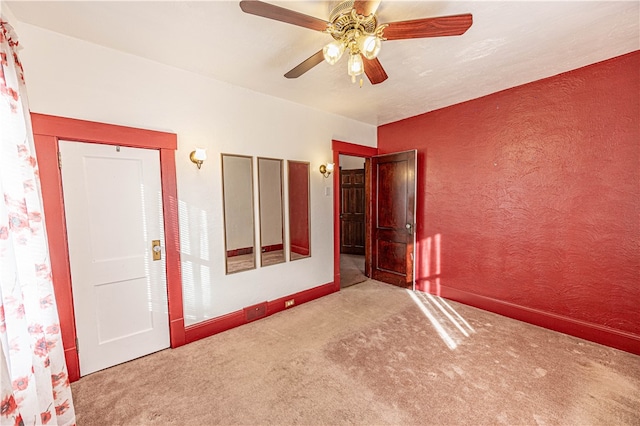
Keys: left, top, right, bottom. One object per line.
{"left": 285, "top": 299, "right": 295, "bottom": 308}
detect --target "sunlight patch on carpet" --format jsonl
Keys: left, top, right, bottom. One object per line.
{"left": 408, "top": 290, "right": 475, "bottom": 349}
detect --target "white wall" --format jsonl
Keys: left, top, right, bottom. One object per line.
{"left": 0, "top": 1, "right": 17, "bottom": 24}
{"left": 13, "top": 21, "right": 376, "bottom": 325}
{"left": 339, "top": 154, "right": 366, "bottom": 170}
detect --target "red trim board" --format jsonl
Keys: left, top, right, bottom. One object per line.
{"left": 261, "top": 244, "right": 284, "bottom": 253}
{"left": 33, "top": 134, "right": 76, "bottom": 357}
{"left": 226, "top": 247, "right": 254, "bottom": 257}
{"left": 185, "top": 282, "right": 336, "bottom": 344}
{"left": 31, "top": 113, "right": 175, "bottom": 149}
{"left": 290, "top": 244, "right": 310, "bottom": 256}
{"left": 437, "top": 285, "right": 640, "bottom": 355}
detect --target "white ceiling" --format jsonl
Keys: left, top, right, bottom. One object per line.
{"left": 6, "top": 0, "right": 639, "bottom": 126}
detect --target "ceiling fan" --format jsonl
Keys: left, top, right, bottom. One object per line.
{"left": 239, "top": 0, "right": 473, "bottom": 86}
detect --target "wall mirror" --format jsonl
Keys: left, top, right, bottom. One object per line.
{"left": 258, "top": 157, "right": 285, "bottom": 267}
{"left": 287, "top": 160, "right": 311, "bottom": 261}
{"left": 221, "top": 154, "right": 256, "bottom": 274}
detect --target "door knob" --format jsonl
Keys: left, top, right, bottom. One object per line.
{"left": 152, "top": 240, "right": 162, "bottom": 261}
{"left": 405, "top": 223, "right": 412, "bottom": 235}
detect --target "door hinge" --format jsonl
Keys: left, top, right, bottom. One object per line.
{"left": 75, "top": 337, "right": 79, "bottom": 353}
{"left": 57, "top": 151, "right": 62, "bottom": 169}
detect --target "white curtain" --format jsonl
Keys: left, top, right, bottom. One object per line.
{"left": 0, "top": 19, "right": 76, "bottom": 426}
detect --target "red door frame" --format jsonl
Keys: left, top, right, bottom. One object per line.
{"left": 32, "top": 113, "right": 185, "bottom": 382}
{"left": 331, "top": 140, "right": 378, "bottom": 291}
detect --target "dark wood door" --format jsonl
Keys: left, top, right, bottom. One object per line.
{"left": 340, "top": 169, "right": 365, "bottom": 255}
{"left": 370, "top": 150, "right": 416, "bottom": 288}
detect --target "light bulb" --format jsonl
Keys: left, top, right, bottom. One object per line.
{"left": 358, "top": 34, "right": 381, "bottom": 60}
{"left": 193, "top": 148, "right": 207, "bottom": 162}
{"left": 323, "top": 41, "right": 345, "bottom": 65}
{"left": 348, "top": 53, "right": 364, "bottom": 82}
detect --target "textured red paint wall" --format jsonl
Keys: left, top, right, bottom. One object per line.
{"left": 378, "top": 52, "right": 640, "bottom": 348}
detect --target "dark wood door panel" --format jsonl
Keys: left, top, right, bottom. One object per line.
{"left": 342, "top": 187, "right": 365, "bottom": 215}
{"left": 353, "top": 171, "right": 365, "bottom": 185}
{"left": 340, "top": 169, "right": 366, "bottom": 255}
{"left": 371, "top": 151, "right": 416, "bottom": 288}
{"left": 376, "top": 239, "right": 407, "bottom": 275}
{"left": 342, "top": 221, "right": 365, "bottom": 248}
{"left": 377, "top": 160, "right": 408, "bottom": 229}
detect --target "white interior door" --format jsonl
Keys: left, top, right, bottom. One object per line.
{"left": 59, "top": 141, "right": 169, "bottom": 376}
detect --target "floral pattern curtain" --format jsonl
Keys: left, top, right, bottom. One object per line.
{"left": 0, "top": 19, "right": 76, "bottom": 426}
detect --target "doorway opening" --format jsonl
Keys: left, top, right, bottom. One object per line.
{"left": 331, "top": 140, "right": 417, "bottom": 291}
{"left": 331, "top": 140, "right": 376, "bottom": 291}
{"left": 339, "top": 154, "right": 367, "bottom": 288}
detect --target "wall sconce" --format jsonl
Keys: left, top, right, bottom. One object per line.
{"left": 190, "top": 148, "right": 207, "bottom": 169}
{"left": 319, "top": 162, "right": 334, "bottom": 178}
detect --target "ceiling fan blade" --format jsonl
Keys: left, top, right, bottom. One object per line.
{"left": 239, "top": 0, "right": 329, "bottom": 32}
{"left": 285, "top": 50, "right": 325, "bottom": 79}
{"left": 353, "top": 0, "right": 382, "bottom": 17}
{"left": 363, "top": 57, "right": 388, "bottom": 85}
{"left": 383, "top": 14, "right": 473, "bottom": 40}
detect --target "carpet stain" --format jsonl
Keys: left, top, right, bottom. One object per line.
{"left": 441, "top": 367, "right": 455, "bottom": 380}
{"left": 506, "top": 350, "right": 518, "bottom": 358}
{"left": 534, "top": 367, "right": 547, "bottom": 377}
{"left": 452, "top": 364, "right": 465, "bottom": 376}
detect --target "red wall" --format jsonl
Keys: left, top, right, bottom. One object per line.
{"left": 288, "top": 161, "right": 310, "bottom": 255}
{"left": 378, "top": 51, "right": 640, "bottom": 353}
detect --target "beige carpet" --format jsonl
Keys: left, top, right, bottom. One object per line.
{"left": 340, "top": 253, "right": 367, "bottom": 288}
{"left": 71, "top": 280, "right": 640, "bottom": 425}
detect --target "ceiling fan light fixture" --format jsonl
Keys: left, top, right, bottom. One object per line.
{"left": 358, "top": 34, "right": 381, "bottom": 60}
{"left": 323, "top": 41, "right": 345, "bottom": 65}
{"left": 238, "top": 0, "right": 472, "bottom": 86}
{"left": 347, "top": 52, "right": 364, "bottom": 83}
